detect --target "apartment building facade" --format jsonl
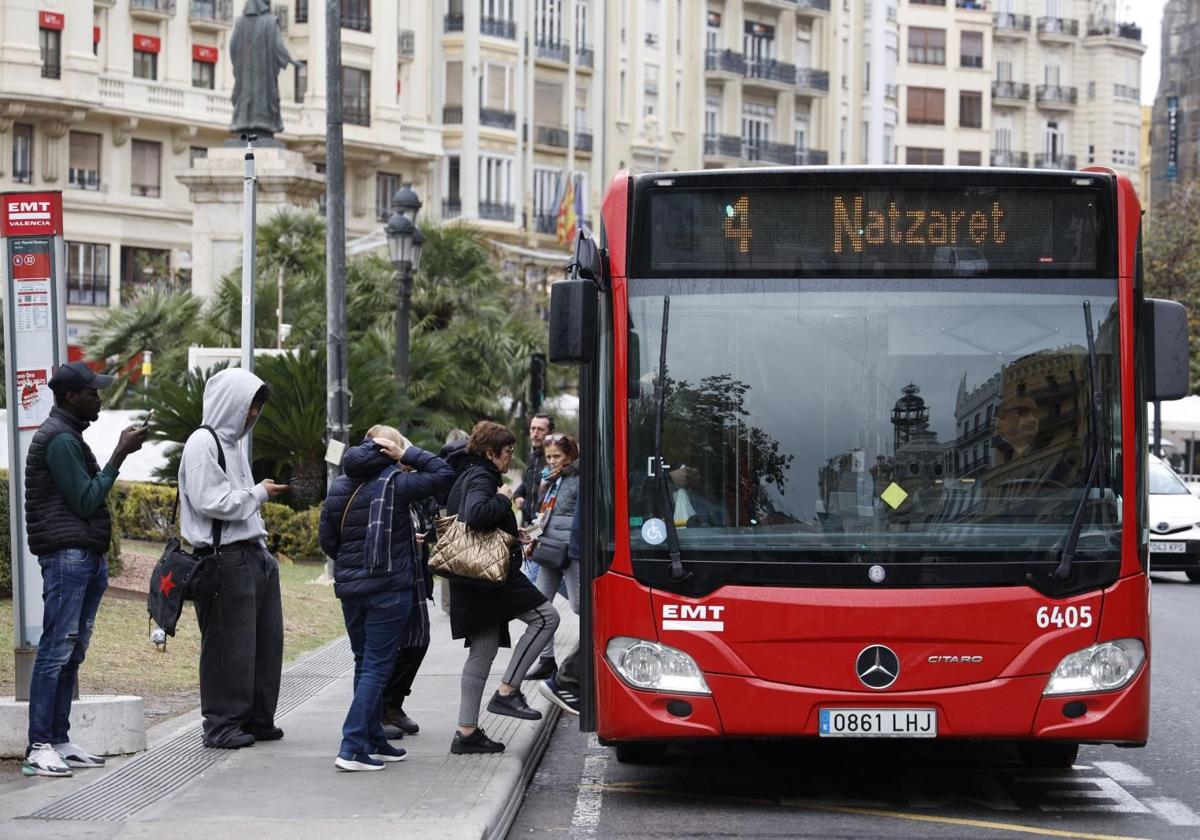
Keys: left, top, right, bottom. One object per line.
{"left": 988, "top": 0, "right": 1143, "bottom": 180}
{"left": 1150, "top": 0, "right": 1200, "bottom": 209}
{"left": 0, "top": 0, "right": 439, "bottom": 349}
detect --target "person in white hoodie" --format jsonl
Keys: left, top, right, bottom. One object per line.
{"left": 179, "top": 368, "right": 290, "bottom": 749}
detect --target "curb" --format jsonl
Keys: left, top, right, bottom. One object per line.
{"left": 486, "top": 701, "right": 562, "bottom": 840}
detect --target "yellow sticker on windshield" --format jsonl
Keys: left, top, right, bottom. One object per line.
{"left": 881, "top": 483, "right": 909, "bottom": 510}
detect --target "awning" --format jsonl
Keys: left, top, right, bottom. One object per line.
{"left": 486, "top": 239, "right": 570, "bottom": 266}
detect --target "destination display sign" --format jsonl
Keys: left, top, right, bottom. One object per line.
{"left": 636, "top": 185, "right": 1111, "bottom": 278}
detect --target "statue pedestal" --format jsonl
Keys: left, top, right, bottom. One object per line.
{"left": 177, "top": 146, "right": 325, "bottom": 300}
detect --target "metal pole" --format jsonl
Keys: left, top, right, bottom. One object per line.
{"left": 325, "top": 0, "right": 349, "bottom": 488}
{"left": 276, "top": 264, "right": 285, "bottom": 349}
{"left": 241, "top": 134, "right": 257, "bottom": 374}
{"left": 395, "top": 261, "right": 412, "bottom": 387}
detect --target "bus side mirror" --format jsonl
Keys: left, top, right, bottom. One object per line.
{"left": 549, "top": 279, "right": 597, "bottom": 363}
{"left": 1144, "top": 298, "right": 1189, "bottom": 401}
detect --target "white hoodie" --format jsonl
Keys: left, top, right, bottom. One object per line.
{"left": 178, "top": 368, "right": 269, "bottom": 549}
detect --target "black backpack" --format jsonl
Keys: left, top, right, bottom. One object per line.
{"left": 147, "top": 426, "right": 226, "bottom": 639}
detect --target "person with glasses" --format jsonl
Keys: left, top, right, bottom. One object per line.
{"left": 444, "top": 421, "right": 559, "bottom": 754}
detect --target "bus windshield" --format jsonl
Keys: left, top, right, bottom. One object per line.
{"left": 625, "top": 278, "right": 1122, "bottom": 561}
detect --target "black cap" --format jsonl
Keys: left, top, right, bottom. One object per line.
{"left": 48, "top": 361, "right": 115, "bottom": 394}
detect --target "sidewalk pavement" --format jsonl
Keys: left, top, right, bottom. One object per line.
{"left": 0, "top": 595, "right": 578, "bottom": 840}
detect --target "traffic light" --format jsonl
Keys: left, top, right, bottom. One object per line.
{"left": 529, "top": 352, "right": 547, "bottom": 413}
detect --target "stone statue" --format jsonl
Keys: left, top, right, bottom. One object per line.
{"left": 229, "top": 0, "right": 295, "bottom": 138}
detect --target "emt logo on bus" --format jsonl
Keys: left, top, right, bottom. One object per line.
{"left": 662, "top": 604, "right": 726, "bottom": 632}
{"left": 832, "top": 195, "right": 1008, "bottom": 255}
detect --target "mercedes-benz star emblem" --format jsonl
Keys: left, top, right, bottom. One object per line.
{"left": 856, "top": 645, "right": 900, "bottom": 690}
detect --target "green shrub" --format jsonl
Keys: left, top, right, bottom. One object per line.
{"left": 277, "top": 507, "right": 324, "bottom": 563}
{"left": 120, "top": 482, "right": 177, "bottom": 541}
{"left": 261, "top": 501, "right": 294, "bottom": 555}
{"left": 0, "top": 470, "right": 122, "bottom": 595}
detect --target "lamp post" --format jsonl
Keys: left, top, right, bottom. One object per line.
{"left": 385, "top": 183, "right": 423, "bottom": 388}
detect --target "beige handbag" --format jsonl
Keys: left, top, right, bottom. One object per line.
{"left": 428, "top": 514, "right": 515, "bottom": 585}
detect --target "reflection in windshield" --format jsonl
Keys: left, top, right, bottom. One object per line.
{"left": 627, "top": 280, "right": 1121, "bottom": 554}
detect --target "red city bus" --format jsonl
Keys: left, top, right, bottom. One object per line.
{"left": 549, "top": 167, "right": 1188, "bottom": 767}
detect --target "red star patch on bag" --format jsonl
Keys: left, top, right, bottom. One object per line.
{"left": 159, "top": 571, "right": 176, "bottom": 597}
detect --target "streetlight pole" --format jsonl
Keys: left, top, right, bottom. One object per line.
{"left": 385, "top": 183, "right": 423, "bottom": 389}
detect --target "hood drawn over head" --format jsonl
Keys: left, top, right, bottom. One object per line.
{"left": 202, "top": 367, "right": 267, "bottom": 441}
{"left": 242, "top": 0, "right": 271, "bottom": 16}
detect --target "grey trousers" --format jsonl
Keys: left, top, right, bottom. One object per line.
{"left": 533, "top": 560, "right": 580, "bottom": 658}
{"left": 458, "top": 602, "right": 560, "bottom": 727}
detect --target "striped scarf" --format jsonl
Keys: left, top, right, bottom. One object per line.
{"left": 364, "top": 465, "right": 402, "bottom": 572}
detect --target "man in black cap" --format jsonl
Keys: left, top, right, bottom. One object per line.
{"left": 21, "top": 361, "right": 147, "bottom": 778}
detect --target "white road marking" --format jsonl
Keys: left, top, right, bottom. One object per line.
{"left": 1144, "top": 797, "right": 1200, "bottom": 827}
{"left": 1093, "top": 761, "right": 1153, "bottom": 787}
{"left": 1032, "top": 777, "right": 1152, "bottom": 814}
{"left": 570, "top": 734, "right": 609, "bottom": 835}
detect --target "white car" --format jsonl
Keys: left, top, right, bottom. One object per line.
{"left": 1148, "top": 455, "right": 1200, "bottom": 582}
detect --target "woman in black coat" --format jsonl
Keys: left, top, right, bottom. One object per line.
{"left": 446, "top": 421, "right": 559, "bottom": 755}
{"left": 318, "top": 426, "right": 454, "bottom": 771}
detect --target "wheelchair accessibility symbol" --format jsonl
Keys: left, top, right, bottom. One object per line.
{"left": 641, "top": 518, "right": 667, "bottom": 546}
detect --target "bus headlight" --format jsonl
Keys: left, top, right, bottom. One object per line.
{"left": 1043, "top": 639, "right": 1145, "bottom": 696}
{"left": 605, "top": 636, "right": 711, "bottom": 695}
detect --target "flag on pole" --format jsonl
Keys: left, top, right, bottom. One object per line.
{"left": 556, "top": 174, "right": 578, "bottom": 245}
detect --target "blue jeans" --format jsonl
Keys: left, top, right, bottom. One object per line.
{"left": 339, "top": 589, "right": 412, "bottom": 757}
{"left": 27, "top": 549, "right": 108, "bottom": 746}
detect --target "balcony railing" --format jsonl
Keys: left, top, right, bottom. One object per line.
{"left": 794, "top": 148, "right": 829, "bottom": 165}
{"left": 955, "top": 0, "right": 987, "bottom": 9}
{"left": 480, "top": 107, "right": 516, "bottom": 129}
{"left": 794, "top": 67, "right": 830, "bottom": 91}
{"left": 746, "top": 59, "right": 797, "bottom": 85}
{"left": 703, "top": 134, "right": 742, "bottom": 158}
{"left": 575, "top": 131, "right": 593, "bottom": 152}
{"left": 576, "top": 46, "right": 594, "bottom": 67}
{"left": 42, "top": 62, "right": 61, "bottom": 79}
{"left": 885, "top": 83, "right": 899, "bottom": 99}
{"left": 131, "top": 0, "right": 176, "bottom": 16}
{"left": 481, "top": 16, "right": 515, "bottom": 39}
{"left": 479, "top": 201, "right": 515, "bottom": 222}
{"left": 1034, "top": 153, "right": 1077, "bottom": 169}
{"left": 1037, "top": 16, "right": 1079, "bottom": 37}
{"left": 705, "top": 49, "right": 746, "bottom": 75}
{"left": 444, "top": 12, "right": 463, "bottom": 32}
{"left": 342, "top": 11, "right": 370, "bottom": 32}
{"left": 535, "top": 124, "right": 570, "bottom": 148}
{"left": 533, "top": 213, "right": 557, "bottom": 234}
{"left": 67, "top": 281, "right": 110, "bottom": 307}
{"left": 992, "top": 80, "right": 1030, "bottom": 101}
{"left": 536, "top": 40, "right": 570, "bottom": 63}
{"left": 990, "top": 149, "right": 1028, "bottom": 167}
{"left": 794, "top": 0, "right": 832, "bottom": 11}
{"left": 1117, "top": 22, "right": 1142, "bottom": 41}
{"left": 344, "top": 101, "right": 370, "bottom": 126}
{"left": 189, "top": 0, "right": 232, "bottom": 26}
{"left": 443, "top": 199, "right": 461, "bottom": 219}
{"left": 1114, "top": 84, "right": 1140, "bottom": 101}
{"left": 993, "top": 12, "right": 1031, "bottom": 33}
{"left": 960, "top": 54, "right": 984, "bottom": 68}
{"left": 442, "top": 105, "right": 463, "bottom": 124}
{"left": 398, "top": 29, "right": 415, "bottom": 59}
{"left": 1036, "top": 84, "right": 1078, "bottom": 106}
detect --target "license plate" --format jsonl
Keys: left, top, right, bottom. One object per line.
{"left": 819, "top": 708, "right": 937, "bottom": 738}
{"left": 1151, "top": 541, "right": 1187, "bottom": 553}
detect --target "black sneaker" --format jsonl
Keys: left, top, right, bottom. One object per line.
{"left": 524, "top": 657, "right": 557, "bottom": 681}
{"left": 246, "top": 726, "right": 284, "bottom": 742}
{"left": 451, "top": 728, "right": 505, "bottom": 754}
{"left": 487, "top": 689, "right": 542, "bottom": 720}
{"left": 381, "top": 723, "right": 405, "bottom": 741}
{"left": 538, "top": 677, "right": 581, "bottom": 716}
{"left": 385, "top": 710, "right": 420, "bottom": 736}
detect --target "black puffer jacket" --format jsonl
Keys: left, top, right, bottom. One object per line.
{"left": 25, "top": 407, "right": 111, "bottom": 556}
{"left": 319, "top": 440, "right": 454, "bottom": 599}
{"left": 445, "top": 451, "right": 546, "bottom": 645}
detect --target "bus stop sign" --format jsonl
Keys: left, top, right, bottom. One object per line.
{"left": 1, "top": 191, "right": 68, "bottom": 698}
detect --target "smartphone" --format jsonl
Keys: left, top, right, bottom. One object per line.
{"left": 139, "top": 409, "right": 155, "bottom": 430}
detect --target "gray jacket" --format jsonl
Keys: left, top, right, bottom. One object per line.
{"left": 540, "top": 467, "right": 579, "bottom": 548}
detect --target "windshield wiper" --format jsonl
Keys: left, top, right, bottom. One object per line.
{"left": 652, "top": 296, "right": 689, "bottom": 582}
{"left": 1049, "top": 299, "right": 1107, "bottom": 582}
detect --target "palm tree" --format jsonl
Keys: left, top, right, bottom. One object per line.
{"left": 83, "top": 286, "right": 207, "bottom": 406}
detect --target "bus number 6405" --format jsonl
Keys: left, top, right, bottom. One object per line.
{"left": 1035, "top": 605, "right": 1093, "bottom": 629}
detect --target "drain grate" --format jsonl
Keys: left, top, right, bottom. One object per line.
{"left": 27, "top": 637, "right": 352, "bottom": 822}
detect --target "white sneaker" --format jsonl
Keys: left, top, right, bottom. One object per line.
{"left": 54, "top": 742, "right": 106, "bottom": 768}
{"left": 22, "top": 743, "right": 72, "bottom": 777}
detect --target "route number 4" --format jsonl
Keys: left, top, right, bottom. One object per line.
{"left": 1036, "top": 605, "right": 1093, "bottom": 629}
